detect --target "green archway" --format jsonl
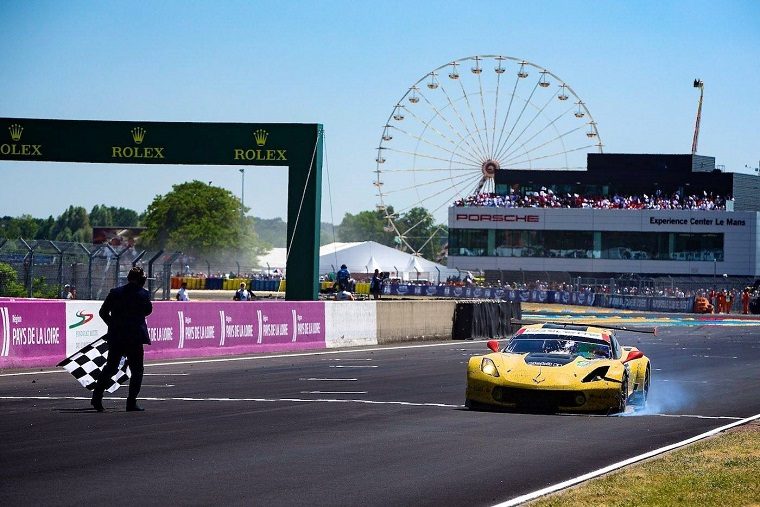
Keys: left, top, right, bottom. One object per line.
{"left": 0, "top": 118, "right": 323, "bottom": 300}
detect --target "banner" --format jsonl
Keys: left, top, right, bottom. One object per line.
{"left": 145, "top": 301, "right": 326, "bottom": 358}
{"left": 382, "top": 285, "right": 596, "bottom": 307}
{"left": 1, "top": 300, "right": 326, "bottom": 368}
{"left": 597, "top": 294, "right": 696, "bottom": 313}
{"left": 0, "top": 301, "right": 66, "bottom": 368}
{"left": 65, "top": 301, "right": 108, "bottom": 356}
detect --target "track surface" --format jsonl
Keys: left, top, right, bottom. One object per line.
{"left": 2, "top": 325, "right": 759, "bottom": 506}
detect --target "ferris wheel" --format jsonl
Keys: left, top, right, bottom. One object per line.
{"left": 373, "top": 55, "right": 603, "bottom": 256}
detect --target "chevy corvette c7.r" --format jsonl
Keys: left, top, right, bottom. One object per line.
{"left": 465, "top": 323, "right": 652, "bottom": 413}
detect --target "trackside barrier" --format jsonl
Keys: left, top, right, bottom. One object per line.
{"left": 0, "top": 299, "right": 521, "bottom": 369}
{"left": 325, "top": 301, "right": 377, "bottom": 348}
{"left": 376, "top": 300, "right": 458, "bottom": 344}
{"left": 0, "top": 300, "right": 325, "bottom": 369}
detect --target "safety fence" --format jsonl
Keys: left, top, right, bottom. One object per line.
{"left": 0, "top": 237, "right": 184, "bottom": 301}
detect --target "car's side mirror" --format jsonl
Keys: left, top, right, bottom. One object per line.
{"left": 623, "top": 350, "right": 644, "bottom": 363}
{"left": 487, "top": 340, "right": 500, "bottom": 353}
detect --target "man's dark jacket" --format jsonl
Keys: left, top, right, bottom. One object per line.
{"left": 99, "top": 282, "right": 153, "bottom": 345}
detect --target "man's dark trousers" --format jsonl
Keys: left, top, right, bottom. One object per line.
{"left": 93, "top": 340, "right": 144, "bottom": 403}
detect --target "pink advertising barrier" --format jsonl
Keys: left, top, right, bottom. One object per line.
{"left": 144, "top": 301, "right": 326, "bottom": 360}
{"left": 0, "top": 300, "right": 326, "bottom": 369}
{"left": 0, "top": 301, "right": 67, "bottom": 368}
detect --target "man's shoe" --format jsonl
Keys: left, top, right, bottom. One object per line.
{"left": 126, "top": 403, "right": 145, "bottom": 412}
{"left": 90, "top": 393, "right": 105, "bottom": 412}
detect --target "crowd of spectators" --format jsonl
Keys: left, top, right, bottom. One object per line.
{"left": 453, "top": 189, "right": 730, "bottom": 210}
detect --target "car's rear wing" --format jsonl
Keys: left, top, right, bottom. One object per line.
{"left": 510, "top": 318, "right": 657, "bottom": 336}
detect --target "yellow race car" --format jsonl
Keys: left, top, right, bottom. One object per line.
{"left": 466, "top": 322, "right": 652, "bottom": 414}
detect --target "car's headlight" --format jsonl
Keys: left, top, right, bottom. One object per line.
{"left": 481, "top": 357, "right": 499, "bottom": 377}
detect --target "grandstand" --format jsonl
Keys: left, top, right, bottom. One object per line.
{"left": 448, "top": 153, "right": 760, "bottom": 279}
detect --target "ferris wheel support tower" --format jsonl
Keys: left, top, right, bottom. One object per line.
{"left": 692, "top": 79, "right": 704, "bottom": 155}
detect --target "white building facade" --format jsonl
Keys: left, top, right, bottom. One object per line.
{"left": 447, "top": 208, "right": 759, "bottom": 277}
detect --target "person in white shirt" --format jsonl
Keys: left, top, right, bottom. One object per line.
{"left": 177, "top": 282, "right": 190, "bottom": 301}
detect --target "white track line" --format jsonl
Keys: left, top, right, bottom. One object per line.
{"left": 492, "top": 412, "right": 760, "bottom": 507}
{"left": 299, "top": 378, "right": 357, "bottom": 381}
{"left": 0, "top": 395, "right": 753, "bottom": 421}
{"left": 0, "top": 339, "right": 493, "bottom": 377}
{"left": 324, "top": 358, "right": 373, "bottom": 361}
{"left": 329, "top": 365, "right": 378, "bottom": 368}
{"left": 0, "top": 396, "right": 462, "bottom": 408}
{"left": 300, "top": 391, "right": 368, "bottom": 395}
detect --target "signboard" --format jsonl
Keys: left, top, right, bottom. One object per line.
{"left": 0, "top": 118, "right": 323, "bottom": 301}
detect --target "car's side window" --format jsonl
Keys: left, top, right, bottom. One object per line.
{"left": 610, "top": 335, "right": 621, "bottom": 359}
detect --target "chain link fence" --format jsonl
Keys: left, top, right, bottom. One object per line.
{"left": 0, "top": 238, "right": 181, "bottom": 300}
{"left": 0, "top": 238, "right": 276, "bottom": 301}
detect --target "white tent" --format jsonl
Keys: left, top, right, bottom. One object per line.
{"left": 255, "top": 241, "right": 457, "bottom": 282}
{"left": 366, "top": 255, "right": 381, "bottom": 273}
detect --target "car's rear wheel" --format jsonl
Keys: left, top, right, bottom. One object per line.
{"left": 634, "top": 365, "right": 651, "bottom": 407}
{"left": 616, "top": 374, "right": 629, "bottom": 413}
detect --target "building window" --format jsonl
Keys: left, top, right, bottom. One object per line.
{"left": 450, "top": 229, "right": 724, "bottom": 261}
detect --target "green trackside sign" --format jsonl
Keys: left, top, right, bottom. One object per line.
{"left": 0, "top": 117, "right": 323, "bottom": 301}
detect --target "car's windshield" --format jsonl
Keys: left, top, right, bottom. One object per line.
{"left": 506, "top": 333, "right": 611, "bottom": 359}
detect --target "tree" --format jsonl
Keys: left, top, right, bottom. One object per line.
{"left": 50, "top": 206, "right": 91, "bottom": 242}
{"left": 0, "top": 215, "right": 42, "bottom": 239}
{"left": 252, "top": 217, "right": 338, "bottom": 248}
{"left": 90, "top": 205, "right": 140, "bottom": 226}
{"left": 338, "top": 208, "right": 395, "bottom": 245}
{"left": 140, "top": 180, "right": 267, "bottom": 262}
{"left": 0, "top": 262, "right": 24, "bottom": 296}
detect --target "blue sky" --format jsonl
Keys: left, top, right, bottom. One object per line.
{"left": 1, "top": 0, "right": 758, "bottom": 225}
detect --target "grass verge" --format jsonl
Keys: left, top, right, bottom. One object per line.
{"left": 529, "top": 422, "right": 760, "bottom": 507}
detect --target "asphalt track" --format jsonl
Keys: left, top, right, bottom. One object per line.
{"left": 1, "top": 321, "right": 759, "bottom": 506}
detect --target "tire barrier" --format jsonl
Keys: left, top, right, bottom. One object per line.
{"left": 451, "top": 300, "right": 522, "bottom": 340}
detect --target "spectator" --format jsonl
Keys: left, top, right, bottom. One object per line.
{"left": 233, "top": 282, "right": 254, "bottom": 301}
{"left": 177, "top": 282, "right": 190, "bottom": 301}
{"left": 453, "top": 190, "right": 729, "bottom": 211}
{"left": 370, "top": 269, "right": 382, "bottom": 300}
{"left": 337, "top": 264, "right": 351, "bottom": 292}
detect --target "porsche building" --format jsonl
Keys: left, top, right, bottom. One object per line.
{"left": 447, "top": 154, "right": 760, "bottom": 278}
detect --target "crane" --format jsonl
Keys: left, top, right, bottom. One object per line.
{"left": 691, "top": 79, "right": 704, "bottom": 155}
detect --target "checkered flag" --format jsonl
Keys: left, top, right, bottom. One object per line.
{"left": 56, "top": 338, "right": 130, "bottom": 393}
